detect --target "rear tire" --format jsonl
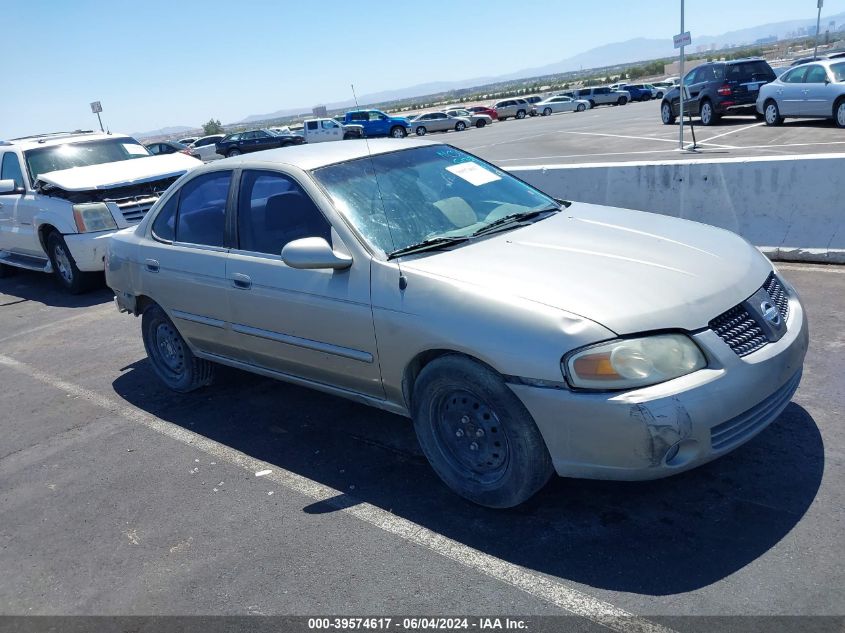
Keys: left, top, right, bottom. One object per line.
{"left": 576, "top": 103, "right": 586, "bottom": 112}
{"left": 455, "top": 121, "right": 466, "bottom": 132}
{"left": 475, "top": 120, "right": 486, "bottom": 128}
{"left": 46, "top": 231, "right": 98, "bottom": 294}
{"left": 764, "top": 100, "right": 784, "bottom": 126}
{"left": 227, "top": 148, "right": 241, "bottom": 157}
{"left": 700, "top": 99, "right": 719, "bottom": 126}
{"left": 617, "top": 96, "right": 628, "bottom": 106}
{"left": 411, "top": 355, "right": 554, "bottom": 508}
{"left": 589, "top": 100, "right": 596, "bottom": 109}
{"left": 834, "top": 98, "right": 845, "bottom": 128}
{"left": 515, "top": 109, "right": 526, "bottom": 119}
{"left": 141, "top": 305, "right": 214, "bottom": 393}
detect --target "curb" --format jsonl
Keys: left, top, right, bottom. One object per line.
{"left": 760, "top": 247, "right": 845, "bottom": 265}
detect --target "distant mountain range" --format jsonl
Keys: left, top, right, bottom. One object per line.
{"left": 136, "top": 12, "right": 845, "bottom": 136}
{"left": 132, "top": 125, "right": 196, "bottom": 138}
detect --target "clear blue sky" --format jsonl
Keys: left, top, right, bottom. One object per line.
{"left": 2, "top": 0, "right": 843, "bottom": 137}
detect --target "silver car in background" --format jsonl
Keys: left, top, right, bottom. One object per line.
{"left": 106, "top": 139, "right": 808, "bottom": 508}
{"left": 444, "top": 108, "right": 493, "bottom": 128}
{"left": 757, "top": 59, "right": 845, "bottom": 127}
{"left": 492, "top": 98, "right": 534, "bottom": 120}
{"left": 410, "top": 112, "right": 472, "bottom": 135}
{"left": 535, "top": 95, "right": 591, "bottom": 115}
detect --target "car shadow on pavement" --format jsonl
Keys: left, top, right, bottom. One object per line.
{"left": 0, "top": 269, "right": 112, "bottom": 309}
{"left": 112, "top": 360, "right": 824, "bottom": 597}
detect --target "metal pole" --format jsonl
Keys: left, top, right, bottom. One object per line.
{"left": 813, "top": 0, "right": 823, "bottom": 61}
{"left": 679, "top": 0, "right": 685, "bottom": 149}
{"left": 96, "top": 112, "right": 104, "bottom": 132}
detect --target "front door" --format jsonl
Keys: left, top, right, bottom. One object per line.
{"left": 778, "top": 66, "right": 808, "bottom": 116}
{"left": 225, "top": 169, "right": 383, "bottom": 398}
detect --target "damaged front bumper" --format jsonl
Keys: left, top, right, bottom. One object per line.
{"left": 509, "top": 292, "right": 809, "bottom": 480}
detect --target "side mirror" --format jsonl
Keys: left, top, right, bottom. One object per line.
{"left": 282, "top": 237, "right": 352, "bottom": 270}
{"left": 0, "top": 179, "right": 24, "bottom": 195}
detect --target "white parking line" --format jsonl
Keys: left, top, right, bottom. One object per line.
{"left": 0, "top": 353, "right": 677, "bottom": 633}
{"left": 697, "top": 122, "right": 764, "bottom": 144}
{"left": 556, "top": 131, "right": 735, "bottom": 149}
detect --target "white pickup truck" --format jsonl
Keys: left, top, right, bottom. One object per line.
{"left": 0, "top": 130, "right": 199, "bottom": 293}
{"left": 302, "top": 118, "right": 364, "bottom": 143}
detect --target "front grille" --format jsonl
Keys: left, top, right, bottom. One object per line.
{"left": 107, "top": 195, "right": 160, "bottom": 224}
{"left": 710, "top": 370, "right": 801, "bottom": 451}
{"left": 709, "top": 305, "right": 769, "bottom": 356}
{"left": 709, "top": 273, "right": 790, "bottom": 357}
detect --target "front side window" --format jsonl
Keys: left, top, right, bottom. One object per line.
{"left": 312, "top": 145, "right": 557, "bottom": 257}
{"left": 24, "top": 138, "right": 150, "bottom": 183}
{"left": 321, "top": 120, "right": 338, "bottom": 129}
{"left": 1, "top": 153, "right": 25, "bottom": 189}
{"left": 683, "top": 69, "right": 699, "bottom": 85}
{"left": 175, "top": 171, "right": 231, "bottom": 247}
{"left": 237, "top": 170, "right": 330, "bottom": 255}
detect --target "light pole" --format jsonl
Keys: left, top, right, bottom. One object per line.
{"left": 814, "top": 0, "right": 824, "bottom": 61}
{"left": 679, "top": 0, "right": 685, "bottom": 149}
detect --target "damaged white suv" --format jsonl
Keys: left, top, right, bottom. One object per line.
{"left": 0, "top": 131, "right": 199, "bottom": 293}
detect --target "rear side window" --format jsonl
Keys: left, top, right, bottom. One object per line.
{"left": 176, "top": 171, "right": 231, "bottom": 247}
{"left": 152, "top": 194, "right": 178, "bottom": 242}
{"left": 306, "top": 121, "right": 318, "bottom": 130}
{"left": 237, "top": 170, "right": 331, "bottom": 255}
{"left": 832, "top": 62, "right": 845, "bottom": 82}
{"left": 1, "top": 153, "right": 25, "bottom": 189}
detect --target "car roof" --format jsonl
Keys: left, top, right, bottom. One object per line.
{"left": 1, "top": 131, "right": 133, "bottom": 150}
{"left": 198, "top": 138, "right": 439, "bottom": 171}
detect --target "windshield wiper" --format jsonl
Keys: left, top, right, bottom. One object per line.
{"left": 387, "top": 236, "right": 470, "bottom": 260}
{"left": 470, "top": 207, "right": 560, "bottom": 238}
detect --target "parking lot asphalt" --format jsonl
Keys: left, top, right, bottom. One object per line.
{"left": 0, "top": 262, "right": 843, "bottom": 628}
{"left": 438, "top": 100, "right": 845, "bottom": 166}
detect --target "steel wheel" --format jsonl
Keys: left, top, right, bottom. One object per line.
{"left": 765, "top": 101, "right": 783, "bottom": 126}
{"left": 433, "top": 389, "right": 510, "bottom": 485}
{"left": 836, "top": 100, "right": 845, "bottom": 128}
{"left": 150, "top": 320, "right": 187, "bottom": 382}
{"left": 141, "top": 305, "right": 214, "bottom": 393}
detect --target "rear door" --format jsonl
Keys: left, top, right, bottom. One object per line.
{"left": 225, "top": 169, "right": 382, "bottom": 397}
{"left": 0, "top": 152, "right": 41, "bottom": 257}
{"left": 141, "top": 169, "right": 237, "bottom": 358}
{"left": 305, "top": 120, "right": 321, "bottom": 143}
{"left": 803, "top": 64, "right": 833, "bottom": 116}
{"left": 431, "top": 113, "right": 450, "bottom": 132}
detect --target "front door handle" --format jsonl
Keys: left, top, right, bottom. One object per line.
{"left": 145, "top": 258, "right": 160, "bottom": 273}
{"left": 232, "top": 273, "right": 252, "bottom": 289}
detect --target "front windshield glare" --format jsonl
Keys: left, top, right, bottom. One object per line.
{"left": 311, "top": 146, "right": 557, "bottom": 255}
{"left": 25, "top": 138, "right": 150, "bottom": 182}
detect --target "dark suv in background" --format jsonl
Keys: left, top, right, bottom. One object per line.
{"left": 660, "top": 58, "right": 777, "bottom": 125}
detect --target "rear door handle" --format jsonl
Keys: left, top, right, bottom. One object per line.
{"left": 145, "top": 258, "right": 160, "bottom": 273}
{"left": 232, "top": 273, "right": 251, "bottom": 289}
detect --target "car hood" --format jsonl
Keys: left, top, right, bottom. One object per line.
{"left": 36, "top": 153, "right": 200, "bottom": 192}
{"left": 401, "top": 203, "right": 771, "bottom": 334}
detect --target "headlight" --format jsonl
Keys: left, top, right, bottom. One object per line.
{"left": 72, "top": 202, "right": 118, "bottom": 233}
{"left": 563, "top": 334, "right": 706, "bottom": 391}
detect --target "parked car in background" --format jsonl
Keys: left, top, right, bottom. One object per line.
{"left": 492, "top": 98, "right": 534, "bottom": 120}
{"left": 565, "top": 87, "right": 629, "bottom": 107}
{"left": 342, "top": 110, "right": 411, "bottom": 138}
{"left": 790, "top": 50, "right": 845, "bottom": 66}
{"left": 661, "top": 58, "right": 776, "bottom": 126}
{"left": 642, "top": 83, "right": 664, "bottom": 98}
{"left": 190, "top": 134, "right": 225, "bottom": 161}
{"left": 535, "top": 95, "right": 590, "bottom": 115}
{"left": 466, "top": 105, "right": 498, "bottom": 120}
{"left": 302, "top": 118, "right": 364, "bottom": 142}
{"left": 757, "top": 59, "right": 845, "bottom": 128}
{"left": 524, "top": 95, "right": 543, "bottom": 116}
{"left": 620, "top": 84, "right": 653, "bottom": 101}
{"left": 410, "top": 112, "right": 472, "bottom": 135}
{"left": 215, "top": 129, "right": 305, "bottom": 158}
{"left": 145, "top": 140, "right": 200, "bottom": 160}
{"left": 444, "top": 108, "right": 492, "bottom": 128}
{"left": 106, "top": 139, "right": 808, "bottom": 508}
{"left": 177, "top": 137, "right": 197, "bottom": 145}
{"left": 0, "top": 130, "right": 198, "bottom": 292}
{"left": 652, "top": 80, "right": 676, "bottom": 96}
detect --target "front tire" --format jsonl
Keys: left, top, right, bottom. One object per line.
{"left": 415, "top": 126, "right": 427, "bottom": 136}
{"left": 390, "top": 126, "right": 407, "bottom": 138}
{"left": 543, "top": 107, "right": 552, "bottom": 116}
{"left": 661, "top": 101, "right": 676, "bottom": 125}
{"left": 142, "top": 305, "right": 214, "bottom": 393}
{"left": 411, "top": 355, "right": 554, "bottom": 508}
{"left": 617, "top": 96, "right": 628, "bottom": 106}
{"left": 46, "top": 231, "right": 97, "bottom": 294}
{"left": 227, "top": 148, "right": 241, "bottom": 157}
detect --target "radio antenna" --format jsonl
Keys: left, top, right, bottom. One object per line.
{"left": 351, "top": 83, "right": 407, "bottom": 290}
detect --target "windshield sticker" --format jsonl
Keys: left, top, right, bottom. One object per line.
{"left": 446, "top": 162, "right": 501, "bottom": 186}
{"left": 122, "top": 143, "right": 148, "bottom": 156}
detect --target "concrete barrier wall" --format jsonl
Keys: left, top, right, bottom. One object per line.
{"left": 509, "top": 153, "right": 845, "bottom": 263}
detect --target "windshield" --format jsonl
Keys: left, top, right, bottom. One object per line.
{"left": 25, "top": 138, "right": 150, "bottom": 182}
{"left": 831, "top": 62, "right": 845, "bottom": 82}
{"left": 311, "top": 145, "right": 557, "bottom": 256}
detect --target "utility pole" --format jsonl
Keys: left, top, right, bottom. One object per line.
{"left": 814, "top": 0, "right": 824, "bottom": 61}
{"left": 679, "top": 0, "right": 685, "bottom": 149}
